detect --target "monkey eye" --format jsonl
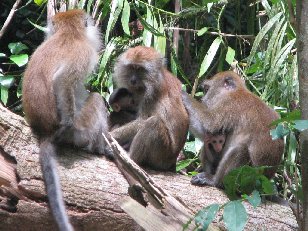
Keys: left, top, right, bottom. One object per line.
{"left": 203, "top": 84, "right": 210, "bottom": 94}
{"left": 212, "top": 140, "right": 217, "bottom": 144}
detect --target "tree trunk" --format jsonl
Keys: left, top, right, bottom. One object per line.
{"left": 297, "top": 1, "right": 308, "bottom": 230}
{"left": 0, "top": 104, "right": 298, "bottom": 230}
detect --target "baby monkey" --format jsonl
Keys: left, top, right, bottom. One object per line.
{"left": 108, "top": 88, "right": 138, "bottom": 130}
{"left": 201, "top": 133, "right": 226, "bottom": 175}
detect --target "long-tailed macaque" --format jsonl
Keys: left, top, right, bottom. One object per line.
{"left": 182, "top": 71, "right": 284, "bottom": 187}
{"left": 110, "top": 46, "right": 189, "bottom": 171}
{"left": 108, "top": 88, "right": 138, "bottom": 130}
{"left": 22, "top": 10, "right": 112, "bottom": 231}
{"left": 201, "top": 133, "right": 226, "bottom": 175}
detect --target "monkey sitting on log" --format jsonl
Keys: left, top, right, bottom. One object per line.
{"left": 22, "top": 9, "right": 112, "bottom": 231}
{"left": 110, "top": 46, "right": 189, "bottom": 171}
{"left": 181, "top": 71, "right": 284, "bottom": 187}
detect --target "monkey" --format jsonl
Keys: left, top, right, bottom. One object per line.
{"left": 108, "top": 87, "right": 138, "bottom": 130}
{"left": 201, "top": 132, "right": 226, "bottom": 175}
{"left": 181, "top": 71, "right": 284, "bottom": 187}
{"left": 22, "top": 10, "right": 112, "bottom": 231}
{"left": 110, "top": 46, "right": 189, "bottom": 171}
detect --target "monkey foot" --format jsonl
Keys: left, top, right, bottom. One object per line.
{"left": 191, "top": 172, "right": 214, "bottom": 186}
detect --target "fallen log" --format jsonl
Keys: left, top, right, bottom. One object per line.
{"left": 0, "top": 104, "right": 298, "bottom": 230}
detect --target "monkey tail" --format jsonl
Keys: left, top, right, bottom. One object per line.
{"left": 39, "top": 138, "right": 74, "bottom": 231}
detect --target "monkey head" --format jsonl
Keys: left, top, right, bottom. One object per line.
{"left": 201, "top": 71, "right": 246, "bottom": 105}
{"left": 205, "top": 133, "right": 226, "bottom": 153}
{"left": 47, "top": 9, "right": 101, "bottom": 52}
{"left": 109, "top": 88, "right": 136, "bottom": 112}
{"left": 113, "top": 46, "right": 165, "bottom": 96}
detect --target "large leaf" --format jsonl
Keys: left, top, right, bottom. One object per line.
{"left": 121, "top": 0, "right": 130, "bottom": 35}
{"left": 223, "top": 201, "right": 248, "bottom": 231}
{"left": 293, "top": 120, "right": 308, "bottom": 131}
{"left": 225, "top": 46, "right": 235, "bottom": 65}
{"left": 246, "top": 190, "right": 261, "bottom": 208}
{"left": 34, "top": 0, "right": 47, "bottom": 6}
{"left": 176, "top": 159, "right": 196, "bottom": 172}
{"left": 270, "top": 124, "right": 290, "bottom": 140}
{"left": 198, "top": 37, "right": 222, "bottom": 78}
{"left": 105, "top": 0, "right": 124, "bottom": 43}
{"left": 0, "top": 75, "right": 15, "bottom": 88}
{"left": 247, "top": 12, "right": 283, "bottom": 67}
{"left": 9, "top": 54, "right": 28, "bottom": 67}
{"left": 0, "top": 86, "right": 8, "bottom": 105}
{"left": 194, "top": 204, "right": 220, "bottom": 230}
{"left": 154, "top": 15, "right": 166, "bottom": 55}
{"left": 8, "top": 42, "right": 28, "bottom": 55}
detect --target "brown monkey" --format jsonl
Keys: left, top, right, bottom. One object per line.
{"left": 181, "top": 71, "right": 284, "bottom": 187}
{"left": 108, "top": 88, "right": 138, "bottom": 130}
{"left": 201, "top": 133, "right": 226, "bottom": 175}
{"left": 110, "top": 46, "right": 189, "bottom": 171}
{"left": 22, "top": 10, "right": 112, "bottom": 231}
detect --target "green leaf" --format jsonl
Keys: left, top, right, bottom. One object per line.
{"left": 0, "top": 75, "right": 15, "bottom": 88}
{"left": 0, "top": 86, "right": 8, "bottom": 105}
{"left": 142, "top": 6, "right": 154, "bottom": 46}
{"left": 8, "top": 42, "right": 28, "bottom": 55}
{"left": 194, "top": 204, "right": 220, "bottom": 230}
{"left": 246, "top": 190, "right": 261, "bottom": 208}
{"left": 223, "top": 201, "right": 248, "bottom": 231}
{"left": 259, "top": 175, "right": 275, "bottom": 195}
{"left": 9, "top": 54, "right": 28, "bottom": 67}
{"left": 34, "top": 0, "right": 47, "bottom": 6}
{"left": 198, "top": 37, "right": 222, "bottom": 78}
{"left": 121, "top": 0, "right": 130, "bottom": 35}
{"left": 27, "top": 19, "right": 48, "bottom": 33}
{"left": 176, "top": 159, "right": 196, "bottom": 172}
{"left": 105, "top": 0, "right": 124, "bottom": 43}
{"left": 0, "top": 53, "right": 6, "bottom": 57}
{"left": 225, "top": 46, "right": 235, "bottom": 65}
{"left": 223, "top": 169, "right": 240, "bottom": 200}
{"left": 197, "top": 27, "right": 208, "bottom": 36}
{"left": 247, "top": 12, "right": 283, "bottom": 67}
{"left": 270, "top": 124, "right": 290, "bottom": 140}
{"left": 271, "top": 110, "right": 301, "bottom": 126}
{"left": 238, "top": 166, "right": 257, "bottom": 195}
{"left": 293, "top": 120, "right": 308, "bottom": 131}
{"left": 154, "top": 15, "right": 166, "bottom": 56}
{"left": 184, "top": 141, "right": 196, "bottom": 153}
{"left": 97, "top": 39, "right": 116, "bottom": 81}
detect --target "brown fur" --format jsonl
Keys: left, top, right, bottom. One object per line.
{"left": 22, "top": 10, "right": 109, "bottom": 231}
{"left": 182, "top": 71, "right": 284, "bottom": 186}
{"left": 111, "top": 46, "right": 189, "bottom": 171}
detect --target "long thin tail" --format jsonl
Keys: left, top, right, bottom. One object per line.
{"left": 39, "top": 138, "right": 73, "bottom": 231}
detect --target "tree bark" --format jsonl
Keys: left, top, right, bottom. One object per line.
{"left": 0, "top": 104, "right": 298, "bottom": 230}
{"left": 297, "top": 1, "right": 308, "bottom": 230}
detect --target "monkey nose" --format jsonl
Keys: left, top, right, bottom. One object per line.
{"left": 130, "top": 79, "right": 137, "bottom": 85}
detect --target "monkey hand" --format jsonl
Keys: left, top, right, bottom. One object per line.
{"left": 191, "top": 172, "right": 214, "bottom": 186}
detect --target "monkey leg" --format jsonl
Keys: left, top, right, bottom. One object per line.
{"left": 73, "top": 92, "right": 112, "bottom": 157}
{"left": 128, "top": 116, "right": 175, "bottom": 171}
{"left": 110, "top": 119, "right": 145, "bottom": 146}
{"left": 191, "top": 145, "right": 249, "bottom": 187}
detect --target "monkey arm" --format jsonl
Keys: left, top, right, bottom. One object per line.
{"left": 110, "top": 119, "right": 145, "bottom": 144}
{"left": 182, "top": 91, "right": 231, "bottom": 135}
{"left": 181, "top": 91, "right": 208, "bottom": 139}
{"left": 53, "top": 72, "right": 76, "bottom": 127}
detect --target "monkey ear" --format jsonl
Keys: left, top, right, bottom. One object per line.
{"left": 224, "top": 76, "right": 236, "bottom": 90}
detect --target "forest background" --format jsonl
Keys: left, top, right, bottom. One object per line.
{"left": 0, "top": 0, "right": 306, "bottom": 230}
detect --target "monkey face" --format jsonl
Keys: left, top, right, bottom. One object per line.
{"left": 211, "top": 136, "right": 225, "bottom": 153}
